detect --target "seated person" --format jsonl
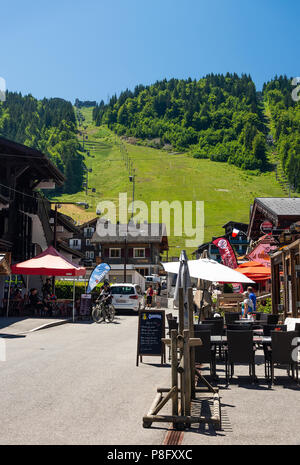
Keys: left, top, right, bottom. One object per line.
{"left": 27, "top": 288, "right": 48, "bottom": 316}
{"left": 42, "top": 278, "right": 53, "bottom": 300}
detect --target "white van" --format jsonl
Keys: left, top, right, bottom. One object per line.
{"left": 110, "top": 283, "right": 144, "bottom": 311}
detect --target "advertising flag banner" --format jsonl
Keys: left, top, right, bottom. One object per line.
{"left": 212, "top": 237, "right": 242, "bottom": 292}
{"left": 212, "top": 237, "right": 238, "bottom": 269}
{"left": 87, "top": 263, "right": 111, "bottom": 293}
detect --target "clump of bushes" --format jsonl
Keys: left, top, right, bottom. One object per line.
{"left": 55, "top": 281, "right": 104, "bottom": 299}
{"left": 256, "top": 297, "right": 272, "bottom": 314}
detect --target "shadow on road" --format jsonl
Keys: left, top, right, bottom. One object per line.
{"left": 0, "top": 333, "right": 26, "bottom": 338}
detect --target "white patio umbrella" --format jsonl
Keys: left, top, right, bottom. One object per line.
{"left": 163, "top": 258, "right": 255, "bottom": 284}
{"left": 173, "top": 250, "right": 191, "bottom": 328}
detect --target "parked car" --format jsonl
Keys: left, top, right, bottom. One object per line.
{"left": 145, "top": 275, "right": 161, "bottom": 283}
{"left": 110, "top": 283, "right": 144, "bottom": 311}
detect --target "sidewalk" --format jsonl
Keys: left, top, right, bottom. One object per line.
{"left": 181, "top": 349, "right": 300, "bottom": 445}
{"left": 0, "top": 317, "right": 70, "bottom": 336}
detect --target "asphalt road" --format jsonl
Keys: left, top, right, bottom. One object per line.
{"left": 0, "top": 313, "right": 170, "bottom": 445}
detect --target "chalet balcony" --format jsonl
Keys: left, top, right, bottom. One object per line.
{"left": 84, "top": 231, "right": 94, "bottom": 238}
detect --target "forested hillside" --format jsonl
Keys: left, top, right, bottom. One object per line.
{"left": 0, "top": 92, "right": 84, "bottom": 194}
{"left": 263, "top": 76, "right": 300, "bottom": 191}
{"left": 93, "top": 73, "right": 268, "bottom": 171}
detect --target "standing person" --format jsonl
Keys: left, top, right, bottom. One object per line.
{"left": 247, "top": 286, "right": 257, "bottom": 313}
{"left": 241, "top": 291, "right": 253, "bottom": 319}
{"left": 42, "top": 278, "right": 54, "bottom": 317}
{"left": 156, "top": 282, "right": 161, "bottom": 296}
{"left": 146, "top": 285, "right": 154, "bottom": 308}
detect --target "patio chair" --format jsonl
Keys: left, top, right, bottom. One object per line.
{"left": 264, "top": 331, "right": 299, "bottom": 385}
{"left": 263, "top": 324, "right": 287, "bottom": 336}
{"left": 258, "top": 313, "right": 268, "bottom": 324}
{"left": 204, "top": 318, "right": 224, "bottom": 336}
{"left": 167, "top": 318, "right": 178, "bottom": 332}
{"left": 194, "top": 323, "right": 214, "bottom": 332}
{"left": 295, "top": 323, "right": 300, "bottom": 337}
{"left": 266, "top": 314, "right": 279, "bottom": 325}
{"left": 205, "top": 317, "right": 225, "bottom": 359}
{"left": 225, "top": 330, "right": 256, "bottom": 384}
{"left": 225, "top": 312, "right": 242, "bottom": 326}
{"left": 255, "top": 312, "right": 264, "bottom": 321}
{"left": 193, "top": 329, "right": 217, "bottom": 378}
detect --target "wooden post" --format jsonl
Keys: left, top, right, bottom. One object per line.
{"left": 178, "top": 286, "right": 185, "bottom": 419}
{"left": 183, "top": 329, "right": 191, "bottom": 424}
{"left": 271, "top": 257, "right": 280, "bottom": 315}
{"left": 178, "top": 287, "right": 184, "bottom": 337}
{"left": 171, "top": 329, "right": 178, "bottom": 420}
{"left": 188, "top": 287, "right": 196, "bottom": 399}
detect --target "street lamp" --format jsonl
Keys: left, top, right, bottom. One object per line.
{"left": 129, "top": 170, "right": 135, "bottom": 219}
{"left": 50, "top": 201, "right": 89, "bottom": 292}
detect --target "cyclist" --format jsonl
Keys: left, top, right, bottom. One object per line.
{"left": 92, "top": 279, "right": 115, "bottom": 323}
{"left": 98, "top": 280, "right": 112, "bottom": 306}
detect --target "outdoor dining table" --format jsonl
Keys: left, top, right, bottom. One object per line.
{"left": 210, "top": 335, "right": 300, "bottom": 345}
{"left": 45, "top": 299, "right": 74, "bottom": 316}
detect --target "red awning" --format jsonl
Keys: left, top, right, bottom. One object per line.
{"left": 11, "top": 246, "right": 86, "bottom": 277}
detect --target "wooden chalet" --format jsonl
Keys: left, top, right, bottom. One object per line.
{"left": 0, "top": 136, "right": 65, "bottom": 263}
{"left": 248, "top": 197, "right": 300, "bottom": 242}
{"left": 271, "top": 238, "right": 300, "bottom": 319}
{"left": 91, "top": 221, "right": 169, "bottom": 276}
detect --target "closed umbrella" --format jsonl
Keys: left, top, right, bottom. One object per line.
{"left": 173, "top": 250, "right": 191, "bottom": 328}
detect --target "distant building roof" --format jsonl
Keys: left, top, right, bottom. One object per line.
{"left": 255, "top": 197, "right": 300, "bottom": 217}
{"left": 248, "top": 197, "right": 300, "bottom": 241}
{"left": 91, "top": 221, "right": 168, "bottom": 249}
{"left": 0, "top": 136, "right": 65, "bottom": 186}
{"left": 222, "top": 221, "right": 248, "bottom": 232}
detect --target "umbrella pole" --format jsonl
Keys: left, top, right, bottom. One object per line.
{"left": 6, "top": 274, "right": 11, "bottom": 317}
{"left": 26, "top": 275, "right": 29, "bottom": 294}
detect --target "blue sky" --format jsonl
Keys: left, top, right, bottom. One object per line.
{"left": 1, "top": 0, "right": 299, "bottom": 103}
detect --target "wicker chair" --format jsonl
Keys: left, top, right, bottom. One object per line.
{"left": 225, "top": 330, "right": 256, "bottom": 384}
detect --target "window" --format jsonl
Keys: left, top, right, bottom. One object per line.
{"left": 85, "top": 251, "right": 94, "bottom": 259}
{"left": 84, "top": 227, "right": 95, "bottom": 237}
{"left": 111, "top": 286, "right": 135, "bottom": 295}
{"left": 86, "top": 239, "right": 91, "bottom": 246}
{"left": 109, "top": 248, "right": 121, "bottom": 258}
{"left": 134, "top": 248, "right": 145, "bottom": 258}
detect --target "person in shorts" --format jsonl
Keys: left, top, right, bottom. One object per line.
{"left": 242, "top": 291, "right": 254, "bottom": 318}
{"left": 146, "top": 285, "right": 154, "bottom": 308}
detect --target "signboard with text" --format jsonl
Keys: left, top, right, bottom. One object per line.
{"left": 136, "top": 310, "right": 165, "bottom": 366}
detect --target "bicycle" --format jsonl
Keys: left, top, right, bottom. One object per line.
{"left": 92, "top": 295, "right": 115, "bottom": 323}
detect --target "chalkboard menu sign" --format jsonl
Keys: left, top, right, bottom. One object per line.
{"left": 80, "top": 294, "right": 92, "bottom": 317}
{"left": 136, "top": 310, "right": 165, "bottom": 366}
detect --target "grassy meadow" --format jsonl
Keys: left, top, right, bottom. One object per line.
{"left": 51, "top": 108, "right": 286, "bottom": 258}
